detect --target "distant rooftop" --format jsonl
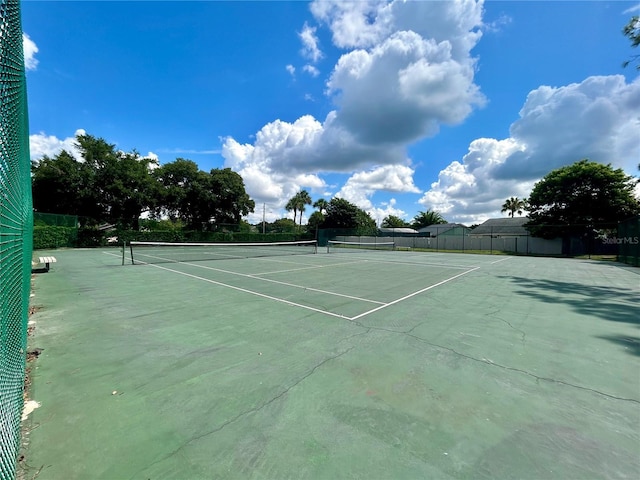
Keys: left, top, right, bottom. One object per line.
{"left": 379, "top": 227, "right": 419, "bottom": 234}
{"left": 471, "top": 217, "right": 530, "bottom": 236}
{"left": 417, "top": 223, "right": 469, "bottom": 236}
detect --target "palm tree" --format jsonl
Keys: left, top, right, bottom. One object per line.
{"left": 295, "top": 190, "right": 312, "bottom": 228}
{"left": 411, "top": 210, "right": 447, "bottom": 229}
{"left": 501, "top": 197, "right": 527, "bottom": 217}
{"left": 285, "top": 197, "right": 297, "bottom": 225}
{"left": 313, "top": 198, "right": 328, "bottom": 214}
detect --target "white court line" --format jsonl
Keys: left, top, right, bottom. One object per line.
{"left": 177, "top": 261, "right": 386, "bottom": 305}
{"left": 116, "top": 251, "right": 385, "bottom": 306}
{"left": 248, "top": 255, "right": 323, "bottom": 268}
{"left": 490, "top": 257, "right": 513, "bottom": 264}
{"left": 251, "top": 259, "right": 370, "bottom": 276}
{"left": 141, "top": 262, "right": 353, "bottom": 319}
{"left": 349, "top": 267, "right": 480, "bottom": 321}
{"left": 107, "top": 251, "right": 481, "bottom": 321}
{"left": 330, "top": 255, "right": 474, "bottom": 270}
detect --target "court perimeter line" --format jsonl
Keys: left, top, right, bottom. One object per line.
{"left": 181, "top": 261, "right": 386, "bottom": 305}
{"left": 142, "top": 262, "right": 355, "bottom": 320}
{"left": 109, "top": 250, "right": 384, "bottom": 305}
{"left": 490, "top": 257, "right": 513, "bottom": 264}
{"left": 329, "top": 254, "right": 476, "bottom": 270}
{"left": 250, "top": 259, "right": 372, "bottom": 276}
{"left": 350, "top": 267, "right": 480, "bottom": 321}
{"left": 106, "top": 251, "right": 480, "bottom": 320}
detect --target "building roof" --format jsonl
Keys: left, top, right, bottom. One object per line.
{"left": 379, "top": 227, "right": 419, "bottom": 234}
{"left": 471, "top": 217, "right": 530, "bottom": 236}
{"left": 417, "top": 223, "right": 469, "bottom": 236}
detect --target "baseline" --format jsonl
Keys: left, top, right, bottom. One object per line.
{"left": 140, "top": 262, "right": 354, "bottom": 319}
{"left": 350, "top": 266, "right": 480, "bottom": 321}
{"left": 105, "top": 251, "right": 482, "bottom": 321}
{"left": 170, "top": 260, "right": 386, "bottom": 305}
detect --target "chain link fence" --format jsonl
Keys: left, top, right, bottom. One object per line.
{"left": 0, "top": 1, "right": 33, "bottom": 478}
{"left": 320, "top": 223, "right": 625, "bottom": 258}
{"left": 617, "top": 216, "right": 640, "bottom": 267}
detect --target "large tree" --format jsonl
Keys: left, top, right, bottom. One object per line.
{"left": 501, "top": 197, "right": 527, "bottom": 218}
{"left": 31, "top": 150, "right": 99, "bottom": 222}
{"left": 153, "top": 160, "right": 254, "bottom": 230}
{"left": 321, "top": 198, "right": 376, "bottom": 233}
{"left": 267, "top": 218, "right": 296, "bottom": 233}
{"left": 307, "top": 211, "right": 325, "bottom": 233}
{"left": 152, "top": 158, "right": 212, "bottom": 228}
{"left": 209, "top": 168, "right": 255, "bottom": 225}
{"left": 381, "top": 215, "right": 409, "bottom": 228}
{"left": 32, "top": 134, "right": 157, "bottom": 228}
{"left": 32, "top": 132, "right": 255, "bottom": 231}
{"left": 527, "top": 159, "right": 640, "bottom": 238}
{"left": 96, "top": 150, "right": 159, "bottom": 229}
{"left": 411, "top": 210, "right": 447, "bottom": 229}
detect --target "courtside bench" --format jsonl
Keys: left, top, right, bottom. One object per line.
{"left": 34, "top": 256, "right": 57, "bottom": 272}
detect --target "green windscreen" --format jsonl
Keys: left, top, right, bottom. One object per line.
{"left": 618, "top": 215, "right": 640, "bottom": 267}
{"left": 0, "top": 0, "right": 33, "bottom": 478}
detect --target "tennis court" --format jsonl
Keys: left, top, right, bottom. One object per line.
{"left": 22, "top": 245, "right": 640, "bottom": 479}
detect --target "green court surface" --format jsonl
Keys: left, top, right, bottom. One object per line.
{"left": 22, "top": 247, "right": 640, "bottom": 479}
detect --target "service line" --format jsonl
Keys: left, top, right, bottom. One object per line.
{"left": 349, "top": 266, "right": 480, "bottom": 321}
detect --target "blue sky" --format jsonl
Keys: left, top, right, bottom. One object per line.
{"left": 23, "top": 0, "right": 640, "bottom": 226}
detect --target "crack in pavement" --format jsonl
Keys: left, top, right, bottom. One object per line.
{"left": 385, "top": 328, "right": 640, "bottom": 404}
{"left": 337, "top": 319, "right": 636, "bottom": 405}
{"left": 491, "top": 315, "right": 527, "bottom": 345}
{"left": 131, "top": 345, "right": 356, "bottom": 478}
{"left": 487, "top": 310, "right": 527, "bottom": 345}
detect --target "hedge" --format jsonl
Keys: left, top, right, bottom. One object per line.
{"left": 34, "top": 227, "right": 314, "bottom": 249}
{"left": 33, "top": 226, "right": 78, "bottom": 249}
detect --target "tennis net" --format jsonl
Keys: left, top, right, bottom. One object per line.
{"left": 327, "top": 240, "right": 395, "bottom": 253}
{"left": 128, "top": 240, "right": 318, "bottom": 264}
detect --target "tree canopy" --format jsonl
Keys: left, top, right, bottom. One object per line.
{"left": 31, "top": 133, "right": 255, "bottom": 230}
{"left": 381, "top": 215, "right": 409, "bottom": 228}
{"left": 526, "top": 159, "right": 640, "bottom": 238}
{"left": 411, "top": 210, "right": 447, "bottom": 229}
{"left": 321, "top": 197, "right": 376, "bottom": 232}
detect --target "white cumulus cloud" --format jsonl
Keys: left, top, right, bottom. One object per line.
{"left": 29, "top": 129, "right": 86, "bottom": 162}
{"left": 23, "top": 33, "right": 38, "bottom": 71}
{"left": 420, "top": 75, "right": 640, "bottom": 224}
{"left": 335, "top": 164, "right": 420, "bottom": 214}
{"left": 368, "top": 198, "right": 410, "bottom": 226}
{"left": 222, "top": 0, "right": 486, "bottom": 220}
{"left": 299, "top": 22, "right": 323, "bottom": 62}
{"left": 303, "top": 64, "right": 320, "bottom": 77}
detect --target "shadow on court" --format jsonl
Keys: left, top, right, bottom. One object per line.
{"left": 596, "top": 334, "right": 640, "bottom": 357}
{"left": 500, "top": 275, "right": 640, "bottom": 326}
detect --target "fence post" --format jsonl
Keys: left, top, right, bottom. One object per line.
{"left": 490, "top": 226, "right": 493, "bottom": 254}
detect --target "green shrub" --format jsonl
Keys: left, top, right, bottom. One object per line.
{"left": 33, "top": 226, "right": 77, "bottom": 249}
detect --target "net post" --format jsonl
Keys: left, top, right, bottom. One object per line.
{"left": 129, "top": 241, "right": 135, "bottom": 265}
